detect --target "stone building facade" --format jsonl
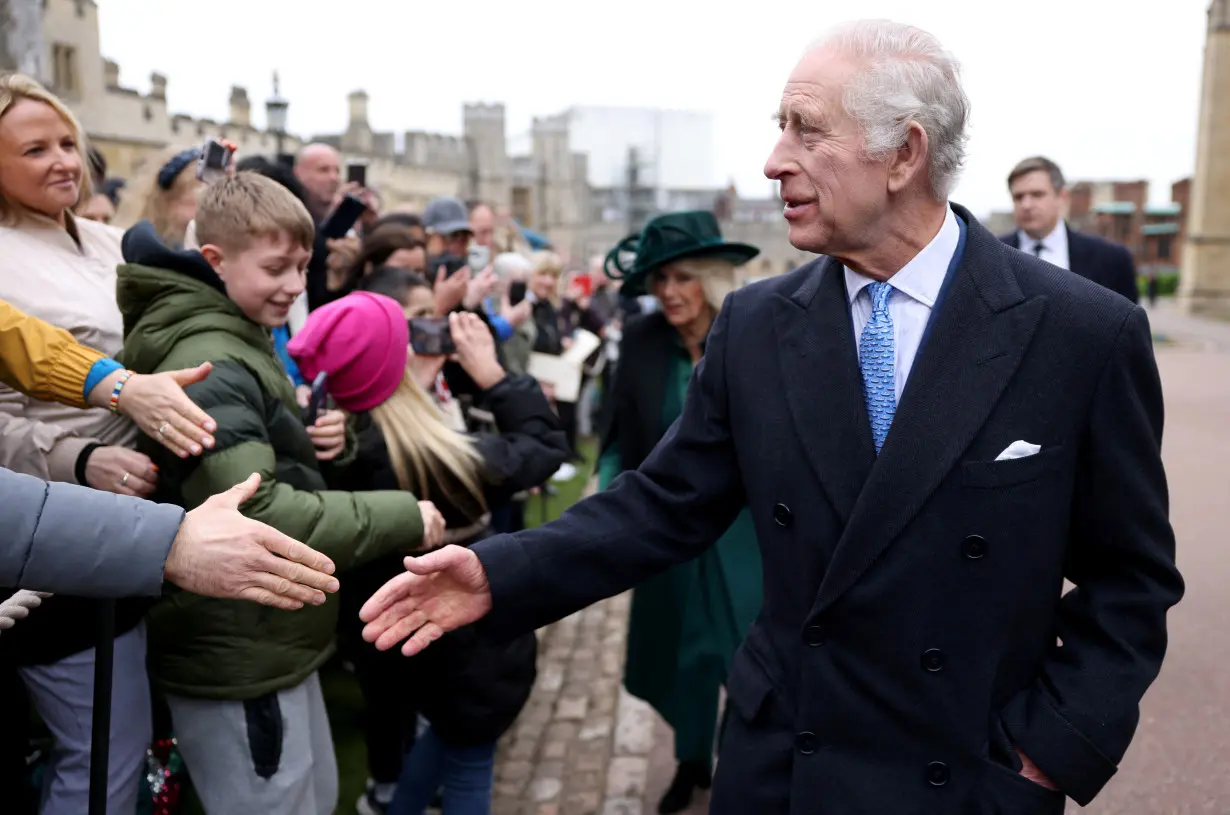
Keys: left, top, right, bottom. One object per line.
{"left": 10, "top": 0, "right": 798, "bottom": 275}
{"left": 1180, "top": 0, "right": 1230, "bottom": 316}
{"left": 21, "top": 0, "right": 589, "bottom": 241}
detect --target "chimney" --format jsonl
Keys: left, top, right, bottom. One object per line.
{"left": 229, "top": 86, "right": 251, "bottom": 128}
{"left": 149, "top": 72, "right": 167, "bottom": 100}
{"left": 103, "top": 59, "right": 120, "bottom": 89}
{"left": 348, "top": 90, "right": 369, "bottom": 126}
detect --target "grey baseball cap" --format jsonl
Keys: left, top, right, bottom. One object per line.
{"left": 422, "top": 196, "right": 473, "bottom": 236}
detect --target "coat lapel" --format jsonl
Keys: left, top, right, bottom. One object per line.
{"left": 813, "top": 210, "right": 1048, "bottom": 615}
{"left": 772, "top": 258, "right": 876, "bottom": 525}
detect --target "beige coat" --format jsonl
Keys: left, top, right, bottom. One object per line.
{"left": 0, "top": 212, "right": 137, "bottom": 483}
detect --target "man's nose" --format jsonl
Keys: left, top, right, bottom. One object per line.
{"left": 764, "top": 135, "right": 790, "bottom": 181}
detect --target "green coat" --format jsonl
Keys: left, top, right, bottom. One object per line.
{"left": 116, "top": 227, "right": 424, "bottom": 700}
{"left": 599, "top": 321, "right": 762, "bottom": 759}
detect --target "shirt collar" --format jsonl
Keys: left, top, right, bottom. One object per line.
{"left": 845, "top": 204, "right": 960, "bottom": 308}
{"left": 1017, "top": 220, "right": 1067, "bottom": 255}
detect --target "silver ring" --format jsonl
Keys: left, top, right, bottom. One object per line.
{"left": 157, "top": 422, "right": 170, "bottom": 436}
{"left": 120, "top": 472, "right": 130, "bottom": 487}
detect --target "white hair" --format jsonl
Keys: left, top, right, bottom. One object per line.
{"left": 492, "top": 251, "right": 532, "bottom": 280}
{"left": 661, "top": 257, "right": 737, "bottom": 312}
{"left": 813, "top": 20, "right": 970, "bottom": 199}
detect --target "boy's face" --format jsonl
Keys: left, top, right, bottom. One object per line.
{"left": 203, "top": 231, "right": 310, "bottom": 328}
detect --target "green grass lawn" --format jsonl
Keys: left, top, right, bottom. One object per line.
{"left": 183, "top": 438, "right": 598, "bottom": 814}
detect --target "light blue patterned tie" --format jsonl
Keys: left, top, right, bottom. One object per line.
{"left": 859, "top": 282, "right": 896, "bottom": 453}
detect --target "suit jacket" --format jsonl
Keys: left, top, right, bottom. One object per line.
{"left": 473, "top": 205, "right": 1182, "bottom": 815}
{"left": 1001, "top": 225, "right": 1139, "bottom": 304}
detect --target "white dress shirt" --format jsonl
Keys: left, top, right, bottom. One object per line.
{"left": 845, "top": 205, "right": 960, "bottom": 401}
{"left": 1016, "top": 221, "right": 1070, "bottom": 270}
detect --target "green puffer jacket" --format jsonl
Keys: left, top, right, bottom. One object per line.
{"left": 115, "top": 221, "right": 424, "bottom": 700}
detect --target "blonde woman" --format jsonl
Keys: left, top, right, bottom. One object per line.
{"left": 289, "top": 288, "right": 569, "bottom": 815}
{"left": 115, "top": 145, "right": 208, "bottom": 246}
{"left": 597, "top": 210, "right": 764, "bottom": 814}
{"left": 0, "top": 72, "right": 213, "bottom": 815}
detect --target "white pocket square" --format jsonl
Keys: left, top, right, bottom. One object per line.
{"left": 995, "top": 440, "right": 1042, "bottom": 461}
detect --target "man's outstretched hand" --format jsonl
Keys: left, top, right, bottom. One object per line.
{"left": 166, "top": 473, "right": 340, "bottom": 610}
{"left": 360, "top": 545, "right": 493, "bottom": 656}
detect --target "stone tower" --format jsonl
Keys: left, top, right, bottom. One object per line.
{"left": 0, "top": 0, "right": 46, "bottom": 79}
{"left": 1180, "top": 0, "right": 1230, "bottom": 316}
{"left": 463, "top": 103, "right": 510, "bottom": 208}
{"left": 342, "top": 90, "right": 373, "bottom": 155}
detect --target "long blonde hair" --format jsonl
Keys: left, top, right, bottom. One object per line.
{"left": 111, "top": 147, "right": 202, "bottom": 244}
{"left": 0, "top": 73, "right": 93, "bottom": 222}
{"left": 370, "top": 367, "right": 487, "bottom": 513}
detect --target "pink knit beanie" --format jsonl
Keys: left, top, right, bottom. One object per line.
{"left": 287, "top": 292, "right": 408, "bottom": 412}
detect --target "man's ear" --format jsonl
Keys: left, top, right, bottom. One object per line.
{"left": 887, "top": 121, "right": 930, "bottom": 195}
{"left": 200, "top": 244, "right": 226, "bottom": 278}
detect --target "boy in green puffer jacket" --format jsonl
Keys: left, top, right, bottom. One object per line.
{"left": 116, "top": 173, "right": 444, "bottom": 815}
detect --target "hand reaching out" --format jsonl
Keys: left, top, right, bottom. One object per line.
{"left": 100, "top": 364, "right": 217, "bottom": 458}
{"left": 448, "top": 311, "right": 504, "bottom": 391}
{"left": 418, "top": 501, "right": 446, "bottom": 551}
{"left": 360, "top": 545, "right": 493, "bottom": 656}
{"left": 464, "top": 267, "right": 499, "bottom": 311}
{"left": 85, "top": 446, "right": 158, "bottom": 497}
{"left": 433, "top": 266, "right": 470, "bottom": 317}
{"left": 307, "top": 409, "right": 346, "bottom": 461}
{"left": 165, "top": 473, "right": 340, "bottom": 610}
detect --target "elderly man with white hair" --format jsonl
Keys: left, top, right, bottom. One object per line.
{"left": 359, "top": 20, "right": 1182, "bottom": 814}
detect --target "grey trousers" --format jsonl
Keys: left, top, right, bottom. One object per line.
{"left": 19, "top": 622, "right": 151, "bottom": 815}
{"left": 166, "top": 671, "right": 338, "bottom": 815}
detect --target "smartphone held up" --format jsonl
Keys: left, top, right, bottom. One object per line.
{"left": 196, "top": 138, "right": 236, "bottom": 185}
{"left": 303, "top": 371, "right": 329, "bottom": 426}
{"left": 409, "top": 317, "right": 456, "bottom": 356}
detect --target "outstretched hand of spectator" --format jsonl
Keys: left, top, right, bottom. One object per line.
{"left": 449, "top": 311, "right": 504, "bottom": 391}
{"left": 101, "top": 363, "right": 217, "bottom": 458}
{"left": 433, "top": 265, "right": 470, "bottom": 317}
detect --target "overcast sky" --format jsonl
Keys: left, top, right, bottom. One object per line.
{"left": 97, "top": 0, "right": 1209, "bottom": 218}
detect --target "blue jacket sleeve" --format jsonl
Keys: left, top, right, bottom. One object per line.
{"left": 0, "top": 467, "right": 184, "bottom": 597}
{"left": 487, "top": 313, "right": 514, "bottom": 343}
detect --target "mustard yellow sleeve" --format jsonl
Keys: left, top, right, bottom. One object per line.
{"left": 0, "top": 299, "right": 105, "bottom": 409}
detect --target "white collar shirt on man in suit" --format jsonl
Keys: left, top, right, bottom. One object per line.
{"left": 845, "top": 204, "right": 961, "bottom": 402}
{"left": 1016, "top": 220, "right": 1070, "bottom": 270}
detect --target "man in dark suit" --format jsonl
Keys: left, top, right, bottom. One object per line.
{"left": 1001, "top": 156, "right": 1140, "bottom": 303}
{"left": 358, "top": 19, "right": 1182, "bottom": 815}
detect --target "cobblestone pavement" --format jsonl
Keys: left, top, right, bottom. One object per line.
{"left": 490, "top": 591, "right": 643, "bottom": 815}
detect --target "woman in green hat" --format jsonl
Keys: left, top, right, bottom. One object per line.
{"left": 598, "top": 211, "right": 764, "bottom": 814}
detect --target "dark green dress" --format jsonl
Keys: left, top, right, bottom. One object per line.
{"left": 598, "top": 337, "right": 763, "bottom": 769}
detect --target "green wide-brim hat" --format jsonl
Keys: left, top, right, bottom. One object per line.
{"left": 603, "top": 210, "right": 760, "bottom": 297}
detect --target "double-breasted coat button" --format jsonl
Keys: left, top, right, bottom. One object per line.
{"left": 921, "top": 649, "right": 946, "bottom": 672}
{"left": 962, "top": 535, "right": 987, "bottom": 559}
{"left": 773, "top": 503, "right": 793, "bottom": 527}
{"left": 804, "top": 625, "right": 826, "bottom": 647}
{"left": 795, "top": 731, "right": 819, "bottom": 755}
{"left": 926, "top": 761, "right": 950, "bottom": 786}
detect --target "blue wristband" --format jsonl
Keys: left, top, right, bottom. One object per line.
{"left": 83, "top": 358, "right": 124, "bottom": 400}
